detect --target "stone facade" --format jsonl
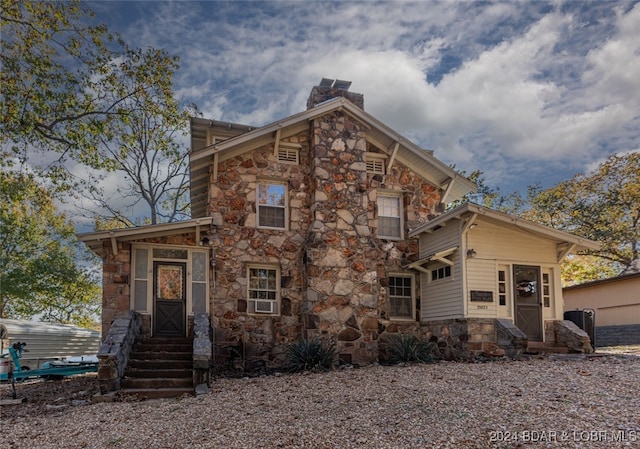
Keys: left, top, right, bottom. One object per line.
{"left": 100, "top": 242, "right": 132, "bottom": 339}
{"left": 207, "top": 106, "right": 443, "bottom": 367}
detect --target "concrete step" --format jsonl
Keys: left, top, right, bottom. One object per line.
{"left": 133, "top": 343, "right": 193, "bottom": 353}
{"left": 119, "top": 336, "right": 195, "bottom": 399}
{"left": 124, "top": 368, "right": 192, "bottom": 379}
{"left": 130, "top": 351, "right": 192, "bottom": 361}
{"left": 127, "top": 359, "right": 192, "bottom": 370}
{"left": 526, "top": 342, "right": 570, "bottom": 354}
{"left": 117, "top": 387, "right": 194, "bottom": 400}
{"left": 121, "top": 376, "right": 193, "bottom": 389}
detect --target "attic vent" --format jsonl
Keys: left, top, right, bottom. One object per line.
{"left": 365, "top": 152, "right": 387, "bottom": 174}
{"left": 276, "top": 142, "right": 300, "bottom": 164}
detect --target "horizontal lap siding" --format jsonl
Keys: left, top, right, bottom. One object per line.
{"left": 466, "top": 258, "right": 497, "bottom": 318}
{"left": 468, "top": 220, "right": 557, "bottom": 264}
{"left": 420, "top": 225, "right": 463, "bottom": 320}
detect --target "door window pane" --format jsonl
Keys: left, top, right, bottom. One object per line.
{"left": 156, "top": 264, "right": 185, "bottom": 300}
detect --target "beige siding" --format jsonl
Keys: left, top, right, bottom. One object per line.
{"left": 464, "top": 219, "right": 563, "bottom": 320}
{"left": 466, "top": 258, "right": 498, "bottom": 318}
{"left": 467, "top": 220, "right": 557, "bottom": 264}
{"left": 419, "top": 224, "right": 463, "bottom": 320}
{"left": 564, "top": 277, "right": 640, "bottom": 326}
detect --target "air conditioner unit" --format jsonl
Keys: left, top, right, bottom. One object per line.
{"left": 254, "top": 300, "right": 274, "bottom": 313}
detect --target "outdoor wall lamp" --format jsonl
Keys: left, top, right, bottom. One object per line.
{"left": 466, "top": 249, "right": 477, "bottom": 258}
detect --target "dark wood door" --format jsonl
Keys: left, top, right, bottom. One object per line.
{"left": 513, "top": 265, "right": 542, "bottom": 341}
{"left": 153, "top": 262, "right": 186, "bottom": 337}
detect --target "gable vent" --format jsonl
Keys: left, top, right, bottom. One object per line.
{"left": 277, "top": 147, "right": 299, "bottom": 164}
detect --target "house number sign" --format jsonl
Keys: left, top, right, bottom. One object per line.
{"left": 470, "top": 290, "right": 494, "bottom": 302}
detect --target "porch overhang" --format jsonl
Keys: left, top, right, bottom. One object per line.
{"left": 77, "top": 217, "right": 215, "bottom": 256}
{"left": 405, "top": 247, "right": 458, "bottom": 274}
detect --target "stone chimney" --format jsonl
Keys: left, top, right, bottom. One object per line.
{"left": 306, "top": 78, "right": 364, "bottom": 110}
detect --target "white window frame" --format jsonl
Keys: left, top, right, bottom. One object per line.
{"left": 497, "top": 264, "right": 513, "bottom": 318}
{"left": 377, "top": 192, "right": 403, "bottom": 240}
{"left": 257, "top": 181, "right": 288, "bottom": 230}
{"left": 430, "top": 264, "right": 452, "bottom": 282}
{"left": 388, "top": 273, "right": 415, "bottom": 321}
{"left": 131, "top": 244, "right": 210, "bottom": 316}
{"left": 247, "top": 264, "right": 280, "bottom": 316}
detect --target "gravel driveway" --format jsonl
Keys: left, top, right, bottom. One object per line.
{"left": 2, "top": 350, "right": 639, "bottom": 448}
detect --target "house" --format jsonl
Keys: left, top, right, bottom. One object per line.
{"left": 563, "top": 260, "right": 640, "bottom": 347}
{"left": 78, "top": 80, "right": 599, "bottom": 395}
{"left": 407, "top": 203, "right": 600, "bottom": 357}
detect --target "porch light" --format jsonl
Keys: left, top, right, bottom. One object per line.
{"left": 466, "top": 249, "right": 477, "bottom": 258}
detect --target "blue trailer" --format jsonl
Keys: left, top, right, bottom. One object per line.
{"left": 1, "top": 342, "right": 98, "bottom": 381}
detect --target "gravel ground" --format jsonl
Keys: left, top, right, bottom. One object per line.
{"left": 1, "top": 348, "right": 639, "bottom": 449}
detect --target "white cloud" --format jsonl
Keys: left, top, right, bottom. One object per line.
{"left": 85, "top": 0, "right": 640, "bottom": 204}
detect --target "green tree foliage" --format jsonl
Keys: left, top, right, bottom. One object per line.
{"left": 524, "top": 152, "right": 639, "bottom": 276}
{"left": 448, "top": 169, "right": 525, "bottom": 213}
{"left": 0, "top": 171, "right": 101, "bottom": 326}
{"left": 1, "top": 0, "right": 119, "bottom": 172}
{"left": 2, "top": 0, "right": 192, "bottom": 226}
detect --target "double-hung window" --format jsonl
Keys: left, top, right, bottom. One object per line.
{"left": 248, "top": 265, "right": 280, "bottom": 315}
{"left": 257, "top": 182, "right": 287, "bottom": 229}
{"left": 377, "top": 193, "right": 403, "bottom": 239}
{"left": 389, "top": 274, "right": 415, "bottom": 320}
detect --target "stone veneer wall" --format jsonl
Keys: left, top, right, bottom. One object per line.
{"left": 100, "top": 242, "right": 132, "bottom": 339}
{"left": 208, "top": 110, "right": 444, "bottom": 368}
{"left": 303, "top": 110, "right": 441, "bottom": 366}
{"left": 208, "top": 130, "right": 311, "bottom": 368}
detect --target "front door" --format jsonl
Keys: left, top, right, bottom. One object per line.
{"left": 153, "top": 262, "right": 186, "bottom": 337}
{"left": 513, "top": 265, "right": 542, "bottom": 341}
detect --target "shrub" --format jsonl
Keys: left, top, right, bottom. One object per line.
{"left": 287, "top": 337, "right": 337, "bottom": 372}
{"left": 386, "top": 334, "right": 435, "bottom": 364}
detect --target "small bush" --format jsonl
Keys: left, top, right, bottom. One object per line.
{"left": 386, "top": 334, "right": 435, "bottom": 364}
{"left": 287, "top": 337, "right": 337, "bottom": 372}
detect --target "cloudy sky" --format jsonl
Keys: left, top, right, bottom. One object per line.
{"left": 87, "top": 0, "right": 640, "bottom": 197}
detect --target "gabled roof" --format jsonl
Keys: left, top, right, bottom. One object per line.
{"left": 409, "top": 203, "right": 601, "bottom": 261}
{"left": 189, "top": 97, "right": 476, "bottom": 218}
{"left": 77, "top": 217, "right": 214, "bottom": 256}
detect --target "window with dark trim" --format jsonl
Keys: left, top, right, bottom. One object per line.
{"left": 431, "top": 265, "right": 451, "bottom": 281}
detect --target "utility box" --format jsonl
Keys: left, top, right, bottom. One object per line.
{"left": 564, "top": 309, "right": 596, "bottom": 348}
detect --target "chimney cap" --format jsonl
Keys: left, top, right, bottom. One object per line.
{"left": 317, "top": 78, "right": 352, "bottom": 91}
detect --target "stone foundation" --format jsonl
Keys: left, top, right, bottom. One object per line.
{"left": 420, "top": 318, "right": 526, "bottom": 360}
